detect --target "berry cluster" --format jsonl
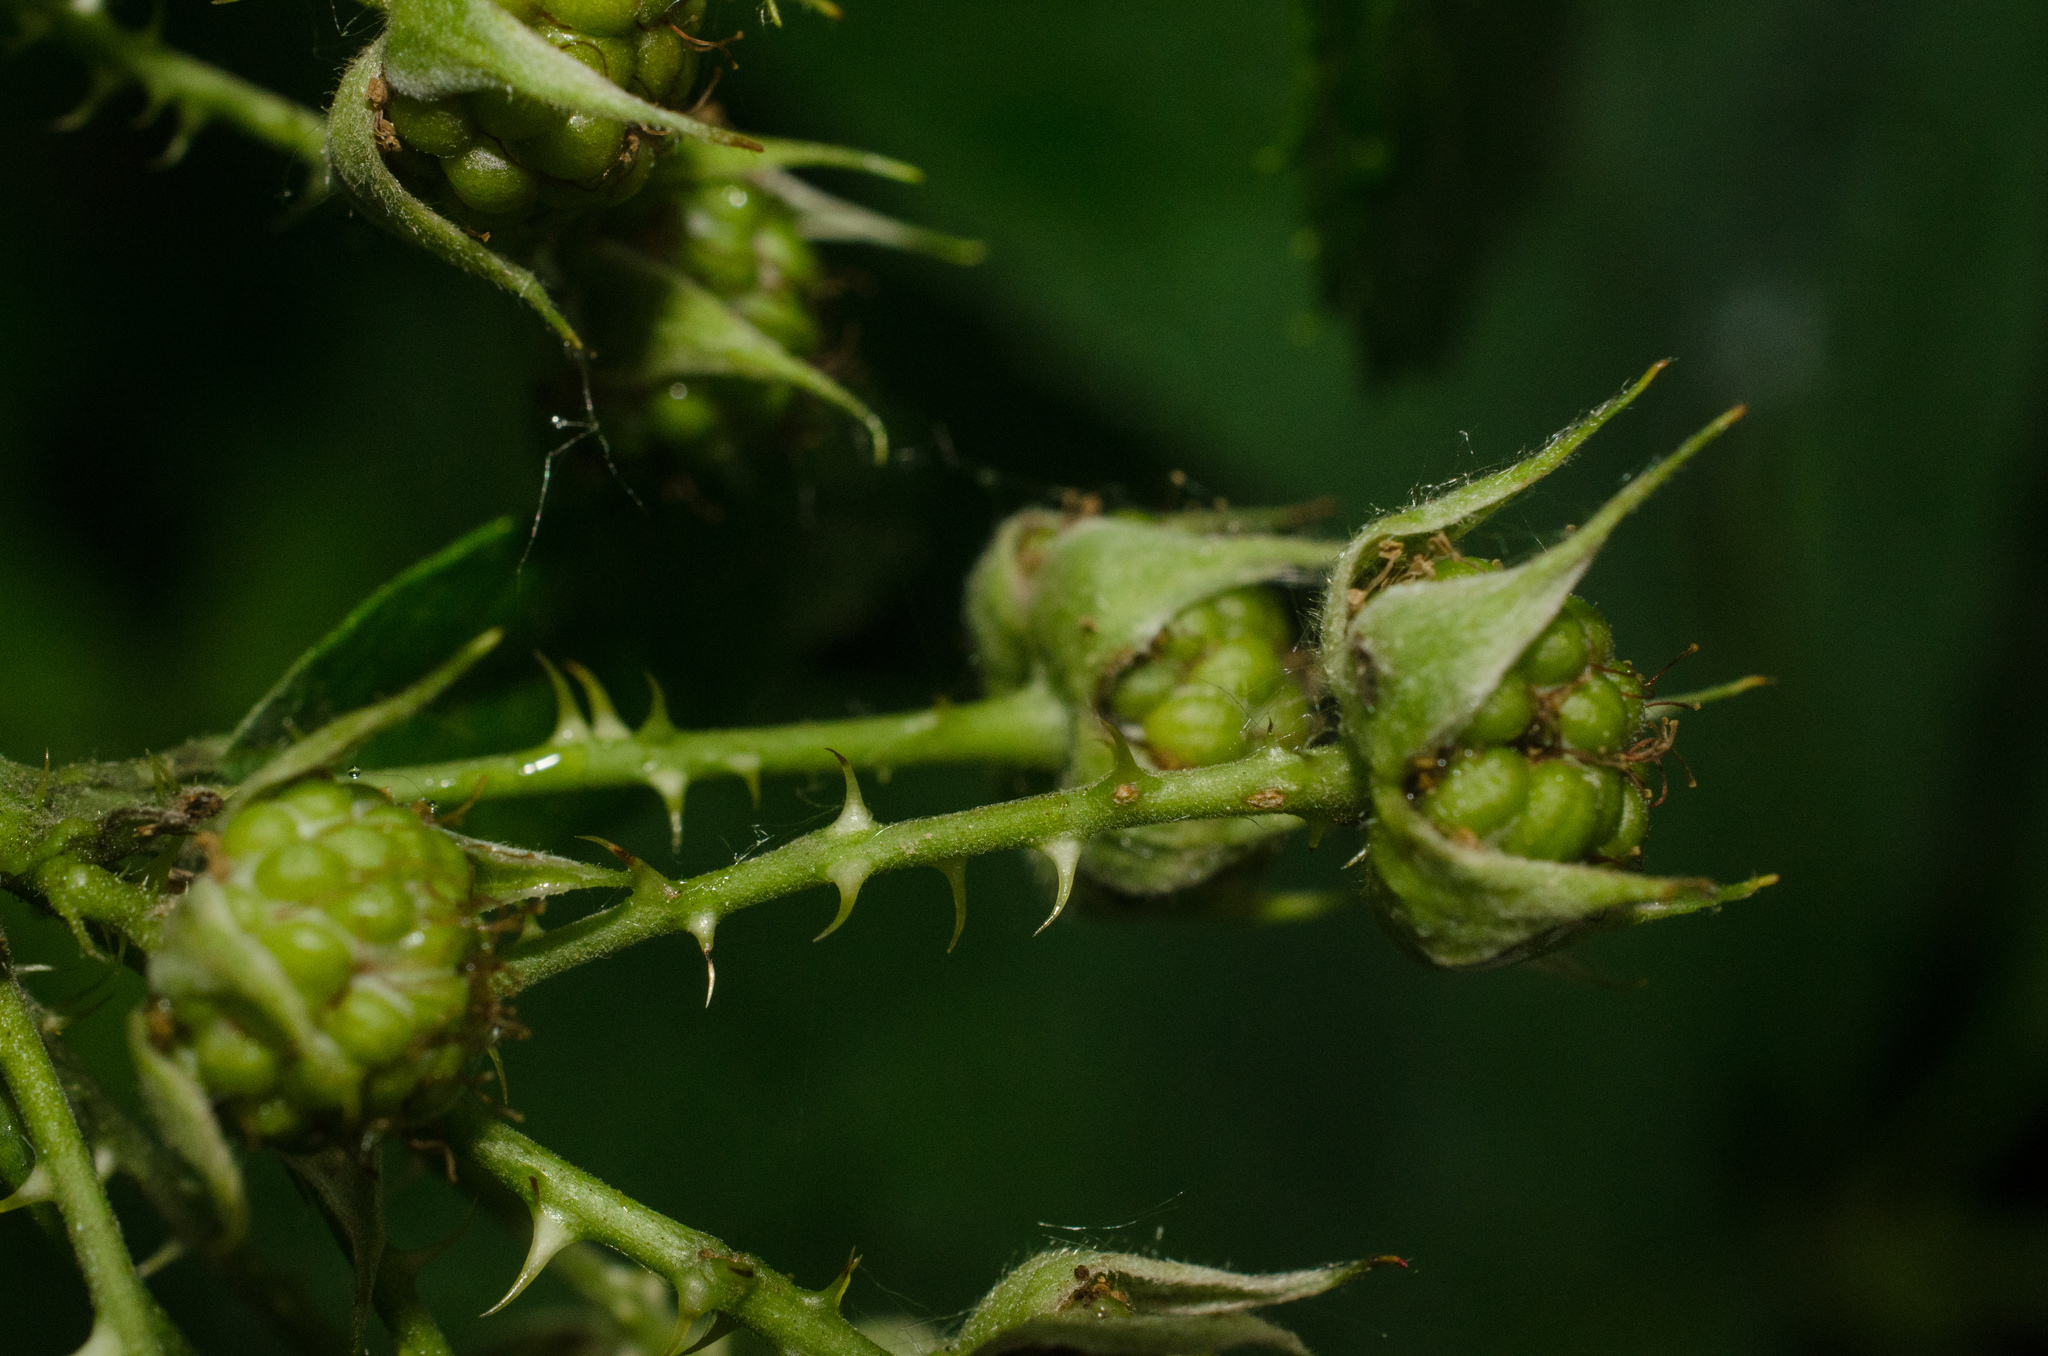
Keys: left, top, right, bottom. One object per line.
{"left": 1411, "top": 557, "right": 1659, "bottom": 863}
{"left": 638, "top": 176, "right": 827, "bottom": 453}
{"left": 1107, "top": 586, "right": 1313, "bottom": 769}
{"left": 149, "top": 780, "right": 498, "bottom": 1146}
{"left": 382, "top": 0, "right": 710, "bottom": 222}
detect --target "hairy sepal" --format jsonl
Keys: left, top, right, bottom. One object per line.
{"left": 589, "top": 240, "right": 888, "bottom": 462}
{"left": 328, "top": 40, "right": 579, "bottom": 347}
{"left": 1344, "top": 403, "right": 1736, "bottom": 782}
{"left": 1368, "top": 787, "right": 1774, "bottom": 969}
{"left": 1344, "top": 404, "right": 1769, "bottom": 967}
{"left": 381, "top": 0, "right": 758, "bottom": 149}
{"left": 1316, "top": 360, "right": 1667, "bottom": 729}
{"left": 1018, "top": 515, "right": 1338, "bottom": 707}
{"left": 946, "top": 1248, "right": 1383, "bottom": 1356}
{"left": 753, "top": 169, "right": 987, "bottom": 265}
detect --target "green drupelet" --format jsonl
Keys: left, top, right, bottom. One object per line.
{"left": 146, "top": 780, "right": 497, "bottom": 1146}
{"left": 1414, "top": 557, "right": 1658, "bottom": 863}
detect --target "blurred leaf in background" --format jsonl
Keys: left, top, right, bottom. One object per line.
{"left": 3, "top": 1, "right": 2048, "bottom": 1354}
{"left": 1291, "top": 0, "right": 1574, "bottom": 378}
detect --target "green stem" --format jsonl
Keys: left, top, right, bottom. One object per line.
{"left": 12, "top": 0, "right": 330, "bottom": 178}
{"left": 501, "top": 744, "right": 1363, "bottom": 992}
{"left": 0, "top": 960, "right": 162, "bottom": 1356}
{"left": 446, "top": 1098, "right": 892, "bottom": 1356}
{"left": 367, "top": 681, "right": 1074, "bottom": 841}
{"left": 375, "top": 1252, "right": 458, "bottom": 1356}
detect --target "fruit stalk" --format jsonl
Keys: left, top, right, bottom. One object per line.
{"left": 367, "top": 679, "right": 1073, "bottom": 832}
{"left": 0, "top": 951, "right": 164, "bottom": 1356}
{"left": 445, "top": 1096, "right": 894, "bottom": 1356}
{"left": 499, "top": 743, "right": 1365, "bottom": 991}
{"left": 7, "top": 0, "right": 328, "bottom": 177}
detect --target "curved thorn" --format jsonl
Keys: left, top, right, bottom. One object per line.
{"left": 536, "top": 655, "right": 592, "bottom": 744}
{"left": 723, "top": 752, "right": 763, "bottom": 809}
{"left": 827, "top": 1249, "right": 860, "bottom": 1309}
{"left": 564, "top": 661, "right": 632, "bottom": 740}
{"left": 1032, "top": 838, "right": 1083, "bottom": 935}
{"left": 0, "top": 1161, "right": 53, "bottom": 1213}
{"left": 482, "top": 1205, "right": 579, "bottom": 1316}
{"left": 1305, "top": 815, "right": 1330, "bottom": 850}
{"left": 814, "top": 858, "right": 868, "bottom": 941}
{"left": 1098, "top": 719, "right": 1147, "bottom": 786}
{"left": 646, "top": 769, "right": 689, "bottom": 851}
{"left": 676, "top": 1311, "right": 739, "bottom": 1356}
{"left": 700, "top": 943, "right": 717, "bottom": 1008}
{"left": 640, "top": 672, "right": 676, "bottom": 738}
{"left": 936, "top": 859, "right": 968, "bottom": 953}
{"left": 826, "top": 750, "right": 874, "bottom": 833}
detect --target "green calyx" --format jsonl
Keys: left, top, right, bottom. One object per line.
{"left": 965, "top": 507, "right": 1339, "bottom": 911}
{"left": 145, "top": 779, "right": 502, "bottom": 1146}
{"left": 1324, "top": 367, "right": 1777, "bottom": 967}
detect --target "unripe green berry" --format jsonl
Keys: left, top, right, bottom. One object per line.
{"left": 1596, "top": 781, "right": 1651, "bottom": 859}
{"left": 633, "top": 25, "right": 688, "bottom": 102}
{"left": 192, "top": 1018, "right": 279, "bottom": 1099}
{"left": 544, "top": 27, "right": 637, "bottom": 88}
{"left": 1422, "top": 746, "right": 1530, "bottom": 839}
{"left": 545, "top": 0, "right": 640, "bottom": 36}
{"left": 1460, "top": 677, "right": 1534, "bottom": 745}
{"left": 395, "top": 922, "right": 476, "bottom": 970}
{"left": 280, "top": 779, "right": 356, "bottom": 825}
{"left": 1143, "top": 687, "right": 1249, "bottom": 768}
{"left": 444, "top": 144, "right": 541, "bottom": 215}
{"left": 1431, "top": 555, "right": 1495, "bottom": 580}
{"left": 684, "top": 183, "right": 765, "bottom": 292}
{"left": 153, "top": 781, "right": 497, "bottom": 1145}
{"left": 254, "top": 839, "right": 349, "bottom": 901}
{"left": 220, "top": 802, "right": 297, "bottom": 858}
{"left": 1562, "top": 595, "right": 1615, "bottom": 666}
{"left": 515, "top": 112, "right": 628, "bottom": 183}
{"left": 1207, "top": 586, "right": 1293, "bottom": 647}
{"left": 1610, "top": 664, "right": 1648, "bottom": 733}
{"left": 1110, "top": 655, "right": 1182, "bottom": 722}
{"left": 1516, "top": 613, "right": 1590, "bottom": 686}
{"left": 257, "top": 917, "right": 355, "bottom": 1005}
{"left": 1188, "top": 636, "right": 1287, "bottom": 705}
{"left": 1585, "top": 765, "right": 1626, "bottom": 849}
{"left": 1495, "top": 759, "right": 1607, "bottom": 862}
{"left": 753, "top": 216, "right": 822, "bottom": 294}
{"left": 1557, "top": 673, "right": 1629, "bottom": 753}
{"left": 403, "top": 974, "right": 472, "bottom": 1035}
{"left": 324, "top": 881, "right": 417, "bottom": 945}
{"left": 324, "top": 982, "right": 417, "bottom": 1067}
{"left": 468, "top": 89, "right": 557, "bottom": 144}
{"left": 387, "top": 94, "right": 477, "bottom": 158}
{"left": 281, "top": 1051, "right": 363, "bottom": 1112}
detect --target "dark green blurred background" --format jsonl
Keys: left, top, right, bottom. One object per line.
{"left": 5, "top": 1, "right": 2047, "bottom": 1352}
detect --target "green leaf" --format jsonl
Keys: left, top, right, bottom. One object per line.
{"left": 587, "top": 240, "right": 890, "bottom": 463}
{"left": 326, "top": 40, "right": 581, "bottom": 347}
{"left": 1294, "top": 0, "right": 1572, "bottom": 377}
{"left": 227, "top": 517, "right": 522, "bottom": 769}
